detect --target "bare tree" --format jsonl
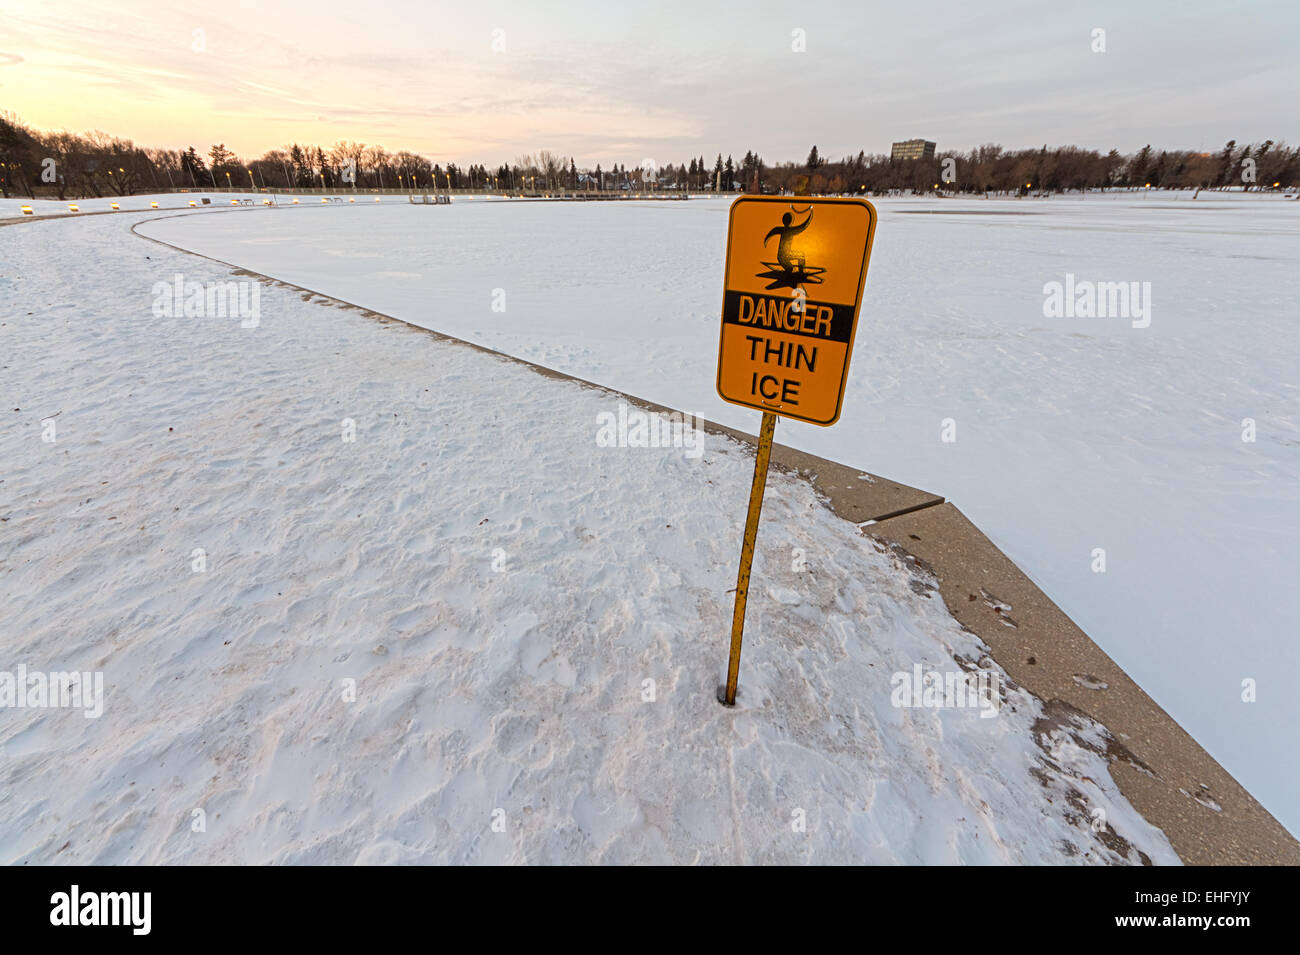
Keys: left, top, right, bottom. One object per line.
{"left": 537, "top": 150, "right": 561, "bottom": 190}
{"left": 364, "top": 145, "right": 389, "bottom": 188}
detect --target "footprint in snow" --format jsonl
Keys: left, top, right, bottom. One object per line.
{"left": 768, "top": 586, "right": 803, "bottom": 606}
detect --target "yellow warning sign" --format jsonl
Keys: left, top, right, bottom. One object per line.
{"left": 716, "top": 196, "right": 877, "bottom": 426}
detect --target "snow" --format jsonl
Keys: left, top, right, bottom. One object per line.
{"left": 129, "top": 190, "right": 1300, "bottom": 837}
{"left": 0, "top": 191, "right": 410, "bottom": 216}
{"left": 0, "top": 207, "right": 1179, "bottom": 864}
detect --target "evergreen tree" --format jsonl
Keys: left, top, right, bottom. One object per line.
{"left": 289, "top": 144, "right": 307, "bottom": 186}
{"left": 0, "top": 115, "right": 33, "bottom": 198}
{"left": 1217, "top": 140, "right": 1237, "bottom": 187}
{"left": 1130, "top": 144, "right": 1153, "bottom": 186}
{"left": 180, "top": 146, "right": 207, "bottom": 186}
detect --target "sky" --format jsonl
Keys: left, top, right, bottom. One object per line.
{"left": 1, "top": 0, "right": 1296, "bottom": 166}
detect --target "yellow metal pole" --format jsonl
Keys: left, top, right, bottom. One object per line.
{"left": 724, "top": 411, "right": 778, "bottom": 705}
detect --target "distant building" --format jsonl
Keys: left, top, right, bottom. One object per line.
{"left": 891, "top": 139, "right": 936, "bottom": 161}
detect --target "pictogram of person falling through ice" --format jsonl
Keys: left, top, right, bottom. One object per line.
{"left": 757, "top": 206, "right": 826, "bottom": 291}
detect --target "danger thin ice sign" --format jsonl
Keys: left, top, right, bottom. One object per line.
{"left": 716, "top": 196, "right": 878, "bottom": 426}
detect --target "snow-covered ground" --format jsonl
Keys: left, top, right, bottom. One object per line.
{"left": 0, "top": 191, "right": 433, "bottom": 215}
{"left": 0, "top": 208, "right": 1180, "bottom": 864}
{"left": 127, "top": 190, "right": 1300, "bottom": 838}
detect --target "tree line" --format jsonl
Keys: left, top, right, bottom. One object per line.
{"left": 1, "top": 111, "right": 1294, "bottom": 200}
{"left": 780, "top": 141, "right": 1297, "bottom": 195}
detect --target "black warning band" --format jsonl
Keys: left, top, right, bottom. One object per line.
{"left": 722, "top": 290, "right": 856, "bottom": 343}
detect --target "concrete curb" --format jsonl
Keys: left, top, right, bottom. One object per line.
{"left": 868, "top": 504, "right": 1299, "bottom": 865}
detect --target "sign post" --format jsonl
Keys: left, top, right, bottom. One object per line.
{"left": 724, "top": 409, "right": 777, "bottom": 705}
{"left": 715, "top": 196, "right": 877, "bottom": 705}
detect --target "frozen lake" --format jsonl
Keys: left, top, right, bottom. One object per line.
{"left": 136, "top": 192, "right": 1300, "bottom": 835}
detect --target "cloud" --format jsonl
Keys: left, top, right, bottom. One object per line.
{"left": 0, "top": 52, "right": 24, "bottom": 66}
{"left": 2, "top": 1, "right": 1297, "bottom": 163}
